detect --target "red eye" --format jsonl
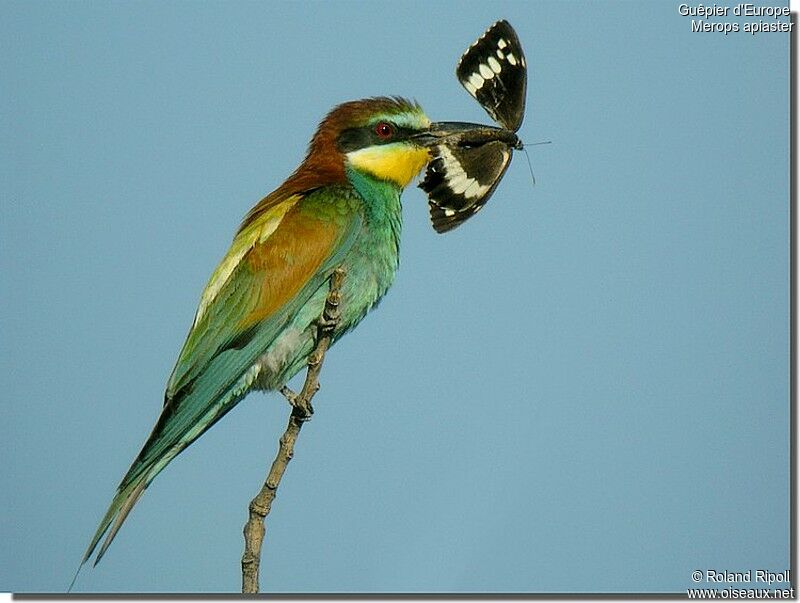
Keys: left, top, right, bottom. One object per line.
{"left": 375, "top": 122, "right": 395, "bottom": 140}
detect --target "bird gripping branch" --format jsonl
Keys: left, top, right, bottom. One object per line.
{"left": 74, "top": 97, "right": 500, "bottom": 578}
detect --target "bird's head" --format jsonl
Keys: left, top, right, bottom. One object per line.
{"left": 293, "top": 97, "right": 433, "bottom": 191}
{"left": 251, "top": 97, "right": 508, "bottom": 229}
{"left": 241, "top": 97, "right": 479, "bottom": 232}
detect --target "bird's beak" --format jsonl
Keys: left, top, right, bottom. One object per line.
{"left": 412, "top": 121, "right": 521, "bottom": 150}
{"left": 412, "top": 121, "right": 490, "bottom": 147}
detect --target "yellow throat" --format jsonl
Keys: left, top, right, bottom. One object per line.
{"left": 346, "top": 143, "right": 431, "bottom": 189}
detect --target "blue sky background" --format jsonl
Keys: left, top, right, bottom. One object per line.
{"left": 1, "top": 0, "right": 791, "bottom": 594}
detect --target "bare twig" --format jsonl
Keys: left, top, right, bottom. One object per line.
{"left": 241, "top": 268, "right": 345, "bottom": 594}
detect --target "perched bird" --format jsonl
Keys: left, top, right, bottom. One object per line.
{"left": 78, "top": 97, "right": 494, "bottom": 569}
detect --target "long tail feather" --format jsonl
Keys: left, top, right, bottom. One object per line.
{"left": 82, "top": 466, "right": 154, "bottom": 565}
{"left": 69, "top": 366, "right": 261, "bottom": 592}
{"left": 67, "top": 468, "right": 152, "bottom": 592}
{"left": 94, "top": 479, "right": 148, "bottom": 565}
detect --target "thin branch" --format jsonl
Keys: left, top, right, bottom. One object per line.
{"left": 241, "top": 267, "right": 345, "bottom": 594}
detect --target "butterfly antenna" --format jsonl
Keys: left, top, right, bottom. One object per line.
{"left": 520, "top": 140, "right": 551, "bottom": 187}
{"left": 522, "top": 147, "right": 536, "bottom": 186}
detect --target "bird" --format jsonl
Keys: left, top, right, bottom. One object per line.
{"left": 76, "top": 96, "right": 495, "bottom": 572}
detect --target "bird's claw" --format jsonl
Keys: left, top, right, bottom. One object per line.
{"left": 293, "top": 398, "right": 314, "bottom": 421}
{"left": 316, "top": 315, "right": 337, "bottom": 335}
{"left": 279, "top": 385, "right": 297, "bottom": 405}
{"left": 280, "top": 385, "right": 314, "bottom": 420}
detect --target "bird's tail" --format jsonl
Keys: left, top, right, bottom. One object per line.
{"left": 67, "top": 446, "right": 180, "bottom": 592}
{"left": 83, "top": 452, "right": 175, "bottom": 566}
{"left": 68, "top": 365, "right": 260, "bottom": 592}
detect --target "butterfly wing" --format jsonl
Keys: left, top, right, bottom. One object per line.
{"left": 419, "top": 20, "right": 527, "bottom": 233}
{"left": 420, "top": 140, "right": 513, "bottom": 233}
{"left": 456, "top": 20, "right": 527, "bottom": 132}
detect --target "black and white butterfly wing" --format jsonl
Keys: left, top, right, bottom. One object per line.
{"left": 420, "top": 141, "right": 513, "bottom": 233}
{"left": 456, "top": 20, "right": 527, "bottom": 132}
{"left": 418, "top": 20, "right": 527, "bottom": 233}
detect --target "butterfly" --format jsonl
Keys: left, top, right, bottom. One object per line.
{"left": 419, "top": 20, "right": 528, "bottom": 233}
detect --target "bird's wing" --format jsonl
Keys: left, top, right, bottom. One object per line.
{"left": 83, "top": 188, "right": 362, "bottom": 565}
{"left": 167, "top": 190, "right": 358, "bottom": 400}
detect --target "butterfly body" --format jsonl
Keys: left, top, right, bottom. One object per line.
{"left": 426, "top": 123, "right": 522, "bottom": 149}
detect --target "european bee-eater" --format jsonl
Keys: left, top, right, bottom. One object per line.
{"left": 79, "top": 96, "right": 501, "bottom": 568}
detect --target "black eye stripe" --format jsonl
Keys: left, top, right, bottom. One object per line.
{"left": 337, "top": 124, "right": 417, "bottom": 153}
{"left": 337, "top": 127, "right": 372, "bottom": 153}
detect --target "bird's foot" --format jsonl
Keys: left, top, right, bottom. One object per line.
{"left": 279, "top": 385, "right": 296, "bottom": 405}
{"left": 316, "top": 315, "right": 337, "bottom": 336}
{"left": 280, "top": 385, "right": 315, "bottom": 421}
{"left": 294, "top": 397, "right": 314, "bottom": 421}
